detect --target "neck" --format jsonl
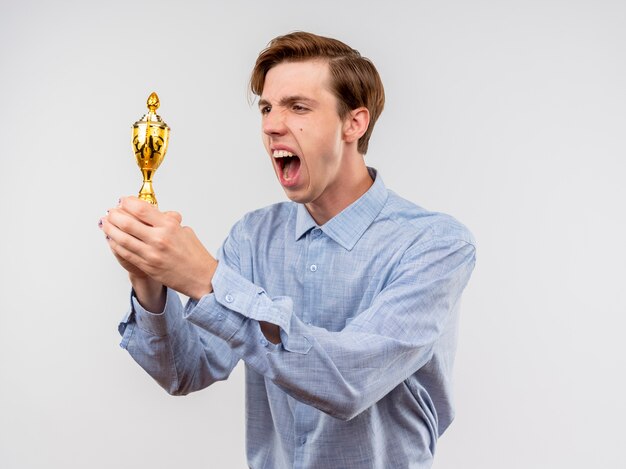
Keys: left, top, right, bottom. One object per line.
{"left": 305, "top": 160, "right": 373, "bottom": 225}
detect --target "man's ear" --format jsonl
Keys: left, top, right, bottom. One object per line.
{"left": 342, "top": 107, "right": 370, "bottom": 144}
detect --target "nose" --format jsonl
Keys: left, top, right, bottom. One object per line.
{"left": 263, "top": 109, "right": 287, "bottom": 136}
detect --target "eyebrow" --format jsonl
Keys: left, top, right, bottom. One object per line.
{"left": 258, "top": 95, "right": 318, "bottom": 109}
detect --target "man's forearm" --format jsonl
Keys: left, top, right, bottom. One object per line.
{"left": 130, "top": 274, "right": 166, "bottom": 313}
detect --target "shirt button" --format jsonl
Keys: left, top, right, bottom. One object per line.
{"left": 216, "top": 313, "right": 225, "bottom": 321}
{"left": 312, "top": 228, "right": 321, "bottom": 237}
{"left": 260, "top": 338, "right": 268, "bottom": 346}
{"left": 309, "top": 264, "right": 317, "bottom": 272}
{"left": 299, "top": 436, "right": 307, "bottom": 445}
{"left": 225, "top": 294, "right": 234, "bottom": 303}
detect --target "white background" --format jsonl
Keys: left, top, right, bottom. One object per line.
{"left": 1, "top": 1, "right": 625, "bottom": 468}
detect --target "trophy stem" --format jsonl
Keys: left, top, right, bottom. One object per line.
{"left": 138, "top": 179, "right": 158, "bottom": 206}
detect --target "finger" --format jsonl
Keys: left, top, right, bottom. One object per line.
{"left": 108, "top": 235, "right": 150, "bottom": 276}
{"left": 106, "top": 207, "right": 152, "bottom": 242}
{"left": 163, "top": 211, "right": 183, "bottom": 224}
{"left": 101, "top": 216, "right": 149, "bottom": 262}
{"left": 119, "top": 196, "right": 166, "bottom": 227}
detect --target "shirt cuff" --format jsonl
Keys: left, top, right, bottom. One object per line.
{"left": 128, "top": 287, "right": 184, "bottom": 337}
{"left": 210, "top": 261, "right": 293, "bottom": 332}
{"left": 183, "top": 294, "right": 246, "bottom": 343}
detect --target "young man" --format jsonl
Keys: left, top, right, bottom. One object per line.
{"left": 101, "top": 32, "right": 476, "bottom": 468}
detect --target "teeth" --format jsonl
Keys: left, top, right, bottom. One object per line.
{"left": 273, "top": 150, "right": 296, "bottom": 158}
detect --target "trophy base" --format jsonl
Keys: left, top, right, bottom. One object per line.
{"left": 139, "top": 193, "right": 158, "bottom": 206}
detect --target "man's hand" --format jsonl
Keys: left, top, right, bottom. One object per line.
{"left": 100, "top": 197, "right": 218, "bottom": 302}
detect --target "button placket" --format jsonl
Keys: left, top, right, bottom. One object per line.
{"left": 304, "top": 229, "right": 324, "bottom": 326}
{"left": 293, "top": 401, "right": 315, "bottom": 465}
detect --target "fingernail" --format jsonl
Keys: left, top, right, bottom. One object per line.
{"left": 117, "top": 198, "right": 121, "bottom": 205}
{"left": 105, "top": 210, "right": 109, "bottom": 215}
{"left": 98, "top": 219, "right": 103, "bottom": 228}
{"left": 105, "top": 235, "right": 111, "bottom": 240}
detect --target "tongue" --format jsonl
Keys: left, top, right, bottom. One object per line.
{"left": 283, "top": 156, "right": 301, "bottom": 180}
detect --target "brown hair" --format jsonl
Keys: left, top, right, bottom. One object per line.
{"left": 250, "top": 31, "right": 385, "bottom": 154}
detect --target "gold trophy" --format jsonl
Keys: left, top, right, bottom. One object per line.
{"left": 132, "top": 92, "right": 170, "bottom": 206}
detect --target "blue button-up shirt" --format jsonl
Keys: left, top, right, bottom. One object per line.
{"left": 119, "top": 169, "right": 476, "bottom": 468}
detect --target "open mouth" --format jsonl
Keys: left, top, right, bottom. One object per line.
{"left": 273, "top": 150, "right": 301, "bottom": 182}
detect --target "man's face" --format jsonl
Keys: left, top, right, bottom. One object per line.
{"left": 259, "top": 60, "right": 349, "bottom": 207}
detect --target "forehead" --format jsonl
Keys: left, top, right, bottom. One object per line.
{"left": 261, "top": 60, "right": 333, "bottom": 102}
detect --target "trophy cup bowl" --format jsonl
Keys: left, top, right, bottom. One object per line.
{"left": 132, "top": 92, "right": 170, "bottom": 206}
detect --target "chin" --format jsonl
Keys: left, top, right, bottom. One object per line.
{"left": 283, "top": 191, "right": 306, "bottom": 203}
{"left": 282, "top": 187, "right": 314, "bottom": 204}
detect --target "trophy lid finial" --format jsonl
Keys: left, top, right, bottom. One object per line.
{"left": 147, "top": 92, "right": 160, "bottom": 113}
{"left": 134, "top": 91, "right": 168, "bottom": 128}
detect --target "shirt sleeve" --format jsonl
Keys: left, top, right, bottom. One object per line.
{"left": 183, "top": 231, "right": 476, "bottom": 421}
{"left": 118, "top": 286, "right": 240, "bottom": 395}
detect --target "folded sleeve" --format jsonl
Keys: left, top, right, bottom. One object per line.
{"left": 184, "top": 235, "right": 476, "bottom": 420}
{"left": 119, "top": 286, "right": 240, "bottom": 395}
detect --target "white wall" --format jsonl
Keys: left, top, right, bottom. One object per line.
{"left": 1, "top": 1, "right": 624, "bottom": 468}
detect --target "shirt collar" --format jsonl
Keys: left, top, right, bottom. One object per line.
{"left": 295, "top": 167, "right": 388, "bottom": 251}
